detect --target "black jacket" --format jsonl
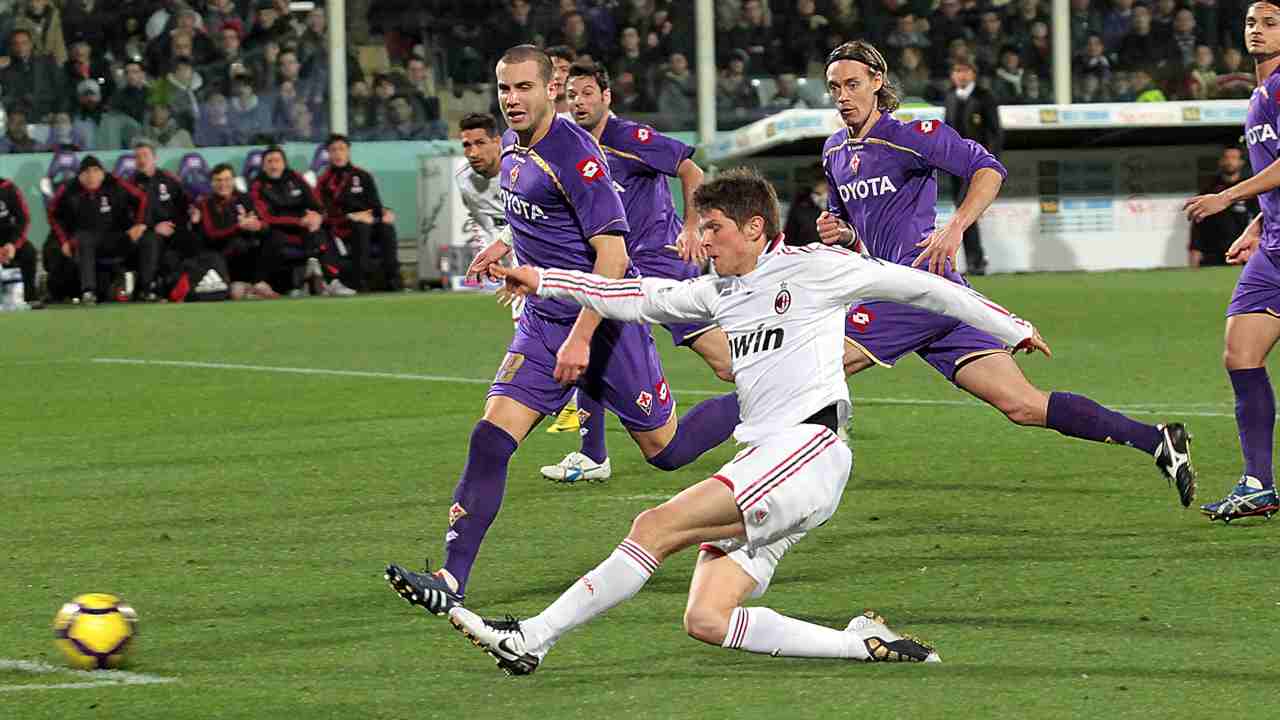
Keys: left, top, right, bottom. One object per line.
{"left": 249, "top": 169, "right": 322, "bottom": 232}
{"left": 944, "top": 85, "right": 1003, "bottom": 157}
{"left": 132, "top": 169, "right": 190, "bottom": 227}
{"left": 1191, "top": 174, "right": 1259, "bottom": 266}
{"left": 317, "top": 164, "right": 386, "bottom": 238}
{"left": 48, "top": 173, "right": 146, "bottom": 249}
{"left": 0, "top": 179, "right": 32, "bottom": 249}
{"left": 197, "top": 191, "right": 256, "bottom": 253}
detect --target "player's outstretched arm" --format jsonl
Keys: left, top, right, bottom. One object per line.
{"left": 501, "top": 265, "right": 717, "bottom": 326}
{"left": 834, "top": 254, "right": 1048, "bottom": 357}
{"left": 1186, "top": 157, "right": 1280, "bottom": 222}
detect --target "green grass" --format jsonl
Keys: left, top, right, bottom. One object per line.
{"left": 1, "top": 266, "right": 1274, "bottom": 719}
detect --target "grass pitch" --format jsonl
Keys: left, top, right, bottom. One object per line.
{"left": 1, "top": 266, "right": 1274, "bottom": 719}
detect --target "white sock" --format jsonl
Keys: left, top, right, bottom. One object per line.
{"left": 521, "top": 539, "right": 659, "bottom": 653}
{"left": 722, "top": 607, "right": 868, "bottom": 660}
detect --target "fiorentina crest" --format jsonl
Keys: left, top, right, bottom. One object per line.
{"left": 850, "top": 153, "right": 861, "bottom": 175}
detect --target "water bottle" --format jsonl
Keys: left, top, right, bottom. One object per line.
{"left": 0, "top": 266, "right": 28, "bottom": 311}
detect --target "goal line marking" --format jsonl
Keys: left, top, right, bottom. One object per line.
{"left": 0, "top": 659, "right": 177, "bottom": 693}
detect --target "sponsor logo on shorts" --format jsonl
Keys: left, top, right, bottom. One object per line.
{"left": 774, "top": 285, "right": 792, "bottom": 314}
{"left": 752, "top": 509, "right": 768, "bottom": 524}
{"left": 655, "top": 378, "right": 670, "bottom": 404}
{"left": 634, "top": 126, "right": 652, "bottom": 144}
{"left": 636, "top": 390, "right": 653, "bottom": 415}
{"left": 848, "top": 305, "right": 874, "bottom": 332}
{"left": 494, "top": 352, "right": 526, "bottom": 383}
{"left": 448, "top": 502, "right": 468, "bottom": 526}
{"left": 577, "top": 157, "right": 604, "bottom": 182}
{"left": 915, "top": 119, "right": 937, "bottom": 134}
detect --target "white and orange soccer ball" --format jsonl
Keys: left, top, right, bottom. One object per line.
{"left": 52, "top": 593, "right": 138, "bottom": 670}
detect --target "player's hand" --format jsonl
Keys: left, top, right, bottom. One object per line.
{"left": 127, "top": 224, "right": 147, "bottom": 242}
{"left": 239, "top": 215, "right": 263, "bottom": 231}
{"left": 672, "top": 224, "right": 707, "bottom": 265}
{"left": 346, "top": 210, "right": 374, "bottom": 224}
{"left": 491, "top": 264, "right": 540, "bottom": 301}
{"left": 382, "top": 208, "right": 397, "bottom": 224}
{"left": 60, "top": 241, "right": 72, "bottom": 257}
{"left": 466, "top": 238, "right": 512, "bottom": 281}
{"left": 1015, "top": 328, "right": 1052, "bottom": 358}
{"left": 912, "top": 222, "right": 963, "bottom": 275}
{"left": 303, "top": 210, "right": 324, "bottom": 231}
{"left": 816, "top": 211, "right": 853, "bottom": 246}
{"left": 0, "top": 242, "right": 13, "bottom": 264}
{"left": 554, "top": 335, "right": 590, "bottom": 386}
{"left": 155, "top": 220, "right": 176, "bottom": 237}
{"left": 1226, "top": 230, "right": 1261, "bottom": 265}
{"left": 188, "top": 206, "right": 201, "bottom": 225}
{"left": 1183, "top": 192, "right": 1232, "bottom": 223}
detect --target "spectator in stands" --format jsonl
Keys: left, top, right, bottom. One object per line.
{"left": 546, "top": 45, "right": 577, "bottom": 116}
{"left": 931, "top": 0, "right": 974, "bottom": 70}
{"left": 658, "top": 51, "right": 695, "bottom": 118}
{"left": 286, "top": 100, "right": 327, "bottom": 143}
{"left": 60, "top": 0, "right": 112, "bottom": 63}
{"left": 204, "top": 0, "right": 240, "bottom": 37}
{"left": 195, "top": 162, "right": 280, "bottom": 299}
{"left": 229, "top": 72, "right": 273, "bottom": 143}
{"left": 405, "top": 56, "right": 441, "bottom": 125}
{"left": 973, "top": 12, "right": 1005, "bottom": 74}
{"left": 723, "top": 0, "right": 780, "bottom": 75}
{"left": 47, "top": 155, "right": 150, "bottom": 304}
{"left": 245, "top": 1, "right": 288, "bottom": 54}
{"left": 0, "top": 107, "right": 43, "bottom": 153}
{"left": 0, "top": 29, "right": 63, "bottom": 119}
{"left": 782, "top": 166, "right": 826, "bottom": 248}
{"left": 993, "top": 46, "right": 1025, "bottom": 104}
{"left": 612, "top": 25, "right": 649, "bottom": 81}
{"left": 295, "top": 7, "right": 326, "bottom": 70}
{"left": 1189, "top": 146, "right": 1256, "bottom": 266}
{"left": 130, "top": 139, "right": 195, "bottom": 287}
{"left": 1185, "top": 45, "right": 1218, "bottom": 99}
{"left": 347, "top": 80, "right": 376, "bottom": 139}
{"left": 886, "top": 14, "right": 930, "bottom": 54}
{"left": 250, "top": 145, "right": 352, "bottom": 297}
{"left": 195, "top": 93, "right": 237, "bottom": 147}
{"left": 1131, "top": 68, "right": 1168, "bottom": 101}
{"left": 276, "top": 49, "right": 321, "bottom": 115}
{"left": 1170, "top": 9, "right": 1202, "bottom": 71}
{"left": 48, "top": 111, "right": 87, "bottom": 150}
{"left": 784, "top": 0, "right": 829, "bottom": 74}
{"left": 63, "top": 39, "right": 112, "bottom": 108}
{"left": 209, "top": 25, "right": 248, "bottom": 97}
{"left": 1023, "top": 21, "right": 1052, "bottom": 79}
{"left": 1217, "top": 47, "right": 1254, "bottom": 98}
{"left": 489, "top": 0, "right": 542, "bottom": 59}
{"left": 112, "top": 59, "right": 151, "bottom": 124}
{"left": 764, "top": 73, "right": 807, "bottom": 110}
{"left": 717, "top": 49, "right": 760, "bottom": 112}
{"left": 0, "top": 174, "right": 35, "bottom": 301}
{"left": 1118, "top": 5, "right": 1171, "bottom": 75}
{"left": 895, "top": 46, "right": 933, "bottom": 101}
{"left": 149, "top": 57, "right": 204, "bottom": 132}
{"left": 378, "top": 94, "right": 429, "bottom": 141}
{"left": 944, "top": 58, "right": 1000, "bottom": 275}
{"left": 1152, "top": 0, "right": 1178, "bottom": 34}
{"left": 1075, "top": 34, "right": 1113, "bottom": 100}
{"left": 369, "top": 72, "right": 398, "bottom": 129}
{"left": 612, "top": 69, "right": 651, "bottom": 113}
{"left": 14, "top": 0, "right": 66, "bottom": 65}
{"left": 1101, "top": 0, "right": 1135, "bottom": 50}
{"left": 142, "top": 101, "right": 193, "bottom": 148}
{"left": 317, "top": 134, "right": 401, "bottom": 292}
{"left": 552, "top": 11, "right": 601, "bottom": 63}
{"left": 828, "top": 0, "right": 860, "bottom": 39}
{"left": 1070, "top": 0, "right": 1103, "bottom": 49}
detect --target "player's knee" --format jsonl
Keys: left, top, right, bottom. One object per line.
{"left": 995, "top": 394, "right": 1044, "bottom": 426}
{"left": 1223, "top": 345, "right": 1261, "bottom": 370}
{"left": 682, "top": 604, "right": 730, "bottom": 645}
{"left": 712, "top": 362, "right": 735, "bottom": 384}
{"left": 628, "top": 508, "right": 670, "bottom": 547}
{"left": 646, "top": 449, "right": 680, "bottom": 472}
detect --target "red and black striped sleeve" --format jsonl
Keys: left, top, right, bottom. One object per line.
{"left": 47, "top": 182, "right": 72, "bottom": 249}
{"left": 250, "top": 179, "right": 303, "bottom": 228}
{"left": 199, "top": 196, "right": 239, "bottom": 242}
{"left": 118, "top": 177, "right": 148, "bottom": 226}
{"left": 1, "top": 181, "right": 30, "bottom": 250}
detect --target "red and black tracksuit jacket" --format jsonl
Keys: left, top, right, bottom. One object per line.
{"left": 317, "top": 164, "right": 385, "bottom": 240}
{"left": 0, "top": 178, "right": 31, "bottom": 250}
{"left": 48, "top": 175, "right": 147, "bottom": 250}
{"left": 249, "top": 169, "right": 324, "bottom": 245}
{"left": 132, "top": 170, "right": 191, "bottom": 227}
{"left": 197, "top": 191, "right": 255, "bottom": 253}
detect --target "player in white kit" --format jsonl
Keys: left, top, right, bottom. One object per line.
{"left": 456, "top": 113, "right": 523, "bottom": 320}
{"left": 446, "top": 168, "right": 1048, "bottom": 674}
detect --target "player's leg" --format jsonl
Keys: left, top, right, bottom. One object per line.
{"left": 448, "top": 476, "right": 745, "bottom": 674}
{"left": 375, "top": 223, "right": 401, "bottom": 290}
{"left": 345, "top": 223, "right": 372, "bottom": 291}
{"left": 540, "top": 389, "right": 612, "bottom": 482}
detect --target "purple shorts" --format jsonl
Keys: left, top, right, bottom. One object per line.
{"left": 633, "top": 251, "right": 715, "bottom": 347}
{"left": 844, "top": 301, "right": 1008, "bottom": 383}
{"left": 489, "top": 309, "right": 675, "bottom": 432}
{"left": 1227, "top": 248, "right": 1280, "bottom": 319}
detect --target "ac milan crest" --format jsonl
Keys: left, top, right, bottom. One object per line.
{"left": 753, "top": 509, "right": 768, "bottom": 524}
{"left": 774, "top": 285, "right": 792, "bottom": 314}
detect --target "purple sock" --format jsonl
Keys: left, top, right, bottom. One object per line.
{"left": 443, "top": 420, "right": 518, "bottom": 593}
{"left": 577, "top": 392, "right": 608, "bottom": 464}
{"left": 648, "top": 392, "right": 740, "bottom": 471}
{"left": 1229, "top": 368, "right": 1275, "bottom": 487}
{"left": 1046, "top": 392, "right": 1161, "bottom": 455}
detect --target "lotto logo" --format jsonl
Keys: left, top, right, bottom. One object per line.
{"left": 655, "top": 378, "right": 670, "bottom": 404}
{"left": 577, "top": 157, "right": 603, "bottom": 182}
{"left": 634, "top": 126, "right": 652, "bottom": 144}
{"left": 848, "top": 305, "right": 875, "bottom": 332}
{"left": 916, "top": 120, "right": 937, "bottom": 134}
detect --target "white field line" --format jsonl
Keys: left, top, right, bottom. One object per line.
{"left": 0, "top": 659, "right": 177, "bottom": 692}
{"left": 90, "top": 357, "right": 1234, "bottom": 418}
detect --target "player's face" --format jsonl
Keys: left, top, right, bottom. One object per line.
{"left": 263, "top": 152, "right": 286, "bottom": 179}
{"left": 567, "top": 76, "right": 610, "bottom": 130}
{"left": 1221, "top": 148, "right": 1246, "bottom": 175}
{"left": 697, "top": 208, "right": 764, "bottom": 277}
{"left": 135, "top": 145, "right": 156, "bottom": 174}
{"left": 79, "top": 166, "right": 104, "bottom": 192}
{"left": 498, "top": 60, "right": 553, "bottom": 133}
{"left": 328, "top": 140, "right": 350, "bottom": 167}
{"left": 827, "top": 60, "right": 883, "bottom": 131}
{"left": 460, "top": 128, "right": 501, "bottom": 175}
{"left": 1246, "top": 4, "right": 1280, "bottom": 57}
{"left": 212, "top": 170, "right": 235, "bottom": 198}
{"left": 552, "top": 58, "right": 572, "bottom": 100}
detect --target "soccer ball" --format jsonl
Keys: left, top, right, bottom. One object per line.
{"left": 52, "top": 593, "right": 138, "bottom": 670}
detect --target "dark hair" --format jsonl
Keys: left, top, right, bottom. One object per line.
{"left": 459, "top": 112, "right": 499, "bottom": 136}
{"left": 825, "top": 40, "right": 901, "bottom": 113}
{"left": 544, "top": 45, "right": 577, "bottom": 64}
{"left": 567, "top": 61, "right": 610, "bottom": 91}
{"left": 693, "top": 167, "right": 781, "bottom": 243}
{"left": 211, "top": 162, "right": 235, "bottom": 178}
{"left": 326, "top": 133, "right": 350, "bottom": 148}
{"left": 499, "top": 44, "right": 555, "bottom": 84}
{"left": 132, "top": 137, "right": 156, "bottom": 152}
{"left": 9, "top": 29, "right": 31, "bottom": 43}
{"left": 263, "top": 145, "right": 287, "bottom": 164}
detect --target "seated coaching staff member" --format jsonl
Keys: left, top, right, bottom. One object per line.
{"left": 317, "top": 134, "right": 402, "bottom": 291}
{"left": 196, "top": 162, "right": 283, "bottom": 299}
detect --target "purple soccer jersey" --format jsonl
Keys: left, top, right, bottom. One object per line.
{"left": 822, "top": 113, "right": 1005, "bottom": 282}
{"left": 1245, "top": 70, "right": 1280, "bottom": 255}
{"left": 598, "top": 115, "right": 708, "bottom": 346}
{"left": 500, "top": 116, "right": 630, "bottom": 321}
{"left": 824, "top": 114, "right": 1009, "bottom": 381}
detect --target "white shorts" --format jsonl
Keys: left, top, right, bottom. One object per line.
{"left": 700, "top": 424, "right": 851, "bottom": 597}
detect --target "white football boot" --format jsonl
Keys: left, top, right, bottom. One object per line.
{"left": 845, "top": 610, "right": 940, "bottom": 663}
{"left": 540, "top": 451, "right": 611, "bottom": 483}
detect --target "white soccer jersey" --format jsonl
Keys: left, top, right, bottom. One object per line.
{"left": 454, "top": 164, "right": 506, "bottom": 242}
{"left": 537, "top": 241, "right": 1034, "bottom": 444}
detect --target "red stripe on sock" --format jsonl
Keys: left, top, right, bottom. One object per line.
{"left": 617, "top": 540, "right": 658, "bottom": 574}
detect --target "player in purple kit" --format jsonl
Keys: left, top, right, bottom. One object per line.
{"left": 537, "top": 61, "right": 735, "bottom": 483}
{"left": 815, "top": 41, "right": 1197, "bottom": 505}
{"left": 384, "top": 46, "right": 741, "bottom": 615}
{"left": 1182, "top": 1, "right": 1280, "bottom": 522}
